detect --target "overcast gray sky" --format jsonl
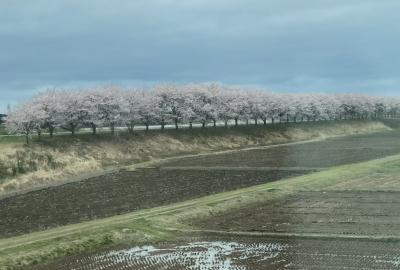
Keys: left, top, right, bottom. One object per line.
{"left": 1, "top": 0, "right": 400, "bottom": 113}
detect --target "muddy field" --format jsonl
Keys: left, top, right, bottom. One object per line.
{"left": 161, "top": 130, "right": 400, "bottom": 168}
{"left": 27, "top": 190, "right": 400, "bottom": 270}
{"left": 3, "top": 131, "right": 400, "bottom": 238}
{"left": 0, "top": 169, "right": 308, "bottom": 238}
{"left": 8, "top": 130, "right": 400, "bottom": 270}
{"left": 193, "top": 190, "right": 400, "bottom": 236}
{"left": 28, "top": 237, "right": 400, "bottom": 270}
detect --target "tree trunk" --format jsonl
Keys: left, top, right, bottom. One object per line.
{"left": 287, "top": 114, "right": 289, "bottom": 123}
{"left": 202, "top": 121, "right": 206, "bottom": 128}
{"left": 263, "top": 119, "right": 267, "bottom": 126}
{"left": 110, "top": 123, "right": 115, "bottom": 135}
{"left": 225, "top": 120, "right": 228, "bottom": 127}
{"left": 92, "top": 124, "right": 97, "bottom": 135}
{"left": 272, "top": 117, "right": 275, "bottom": 124}
{"left": 189, "top": 122, "right": 193, "bottom": 129}
{"left": 127, "top": 121, "right": 135, "bottom": 134}
{"left": 175, "top": 119, "right": 178, "bottom": 130}
{"left": 246, "top": 119, "right": 249, "bottom": 125}
{"left": 161, "top": 119, "right": 165, "bottom": 130}
{"left": 235, "top": 118, "right": 238, "bottom": 126}
{"left": 146, "top": 123, "right": 149, "bottom": 131}
{"left": 25, "top": 133, "right": 30, "bottom": 145}
{"left": 213, "top": 119, "right": 216, "bottom": 128}
{"left": 254, "top": 119, "right": 258, "bottom": 125}
{"left": 49, "top": 126, "right": 54, "bottom": 137}
{"left": 71, "top": 127, "right": 75, "bottom": 137}
{"left": 37, "top": 128, "right": 41, "bottom": 140}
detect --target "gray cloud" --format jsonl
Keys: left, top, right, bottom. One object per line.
{"left": 1, "top": 0, "right": 400, "bottom": 112}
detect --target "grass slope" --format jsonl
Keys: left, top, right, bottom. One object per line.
{"left": 2, "top": 153, "right": 400, "bottom": 269}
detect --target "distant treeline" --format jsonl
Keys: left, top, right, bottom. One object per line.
{"left": 5, "top": 83, "right": 399, "bottom": 143}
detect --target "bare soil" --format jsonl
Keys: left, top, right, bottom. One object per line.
{"left": 0, "top": 169, "right": 306, "bottom": 238}
{"left": 28, "top": 189, "right": 400, "bottom": 270}
{"left": 3, "top": 130, "right": 400, "bottom": 238}
{"left": 192, "top": 190, "right": 400, "bottom": 237}
{"left": 13, "top": 129, "right": 400, "bottom": 270}
{"left": 161, "top": 130, "right": 400, "bottom": 168}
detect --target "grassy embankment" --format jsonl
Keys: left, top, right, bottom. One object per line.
{"left": 2, "top": 153, "right": 400, "bottom": 269}
{"left": 0, "top": 120, "right": 393, "bottom": 195}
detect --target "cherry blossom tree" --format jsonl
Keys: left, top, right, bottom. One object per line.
{"left": 247, "top": 90, "right": 266, "bottom": 125}
{"left": 31, "top": 89, "right": 60, "bottom": 137}
{"left": 154, "top": 84, "right": 189, "bottom": 130}
{"left": 138, "top": 89, "right": 160, "bottom": 131}
{"left": 121, "top": 88, "right": 142, "bottom": 134}
{"left": 5, "top": 101, "right": 45, "bottom": 144}
{"left": 218, "top": 87, "right": 238, "bottom": 127}
{"left": 94, "top": 87, "right": 123, "bottom": 135}
{"left": 80, "top": 89, "right": 104, "bottom": 135}
{"left": 6, "top": 83, "right": 400, "bottom": 138}
{"left": 189, "top": 83, "right": 216, "bottom": 128}
{"left": 56, "top": 90, "right": 89, "bottom": 136}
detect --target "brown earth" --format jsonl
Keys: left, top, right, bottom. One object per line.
{"left": 0, "top": 169, "right": 307, "bottom": 238}
{"left": 161, "top": 129, "right": 400, "bottom": 168}
{"left": 3, "top": 130, "right": 400, "bottom": 238}
{"left": 192, "top": 190, "right": 400, "bottom": 237}
{"left": 13, "top": 128, "right": 400, "bottom": 270}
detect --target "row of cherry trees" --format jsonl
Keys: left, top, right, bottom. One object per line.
{"left": 5, "top": 83, "right": 400, "bottom": 144}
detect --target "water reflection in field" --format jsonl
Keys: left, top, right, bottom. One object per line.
{"left": 29, "top": 237, "right": 400, "bottom": 270}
